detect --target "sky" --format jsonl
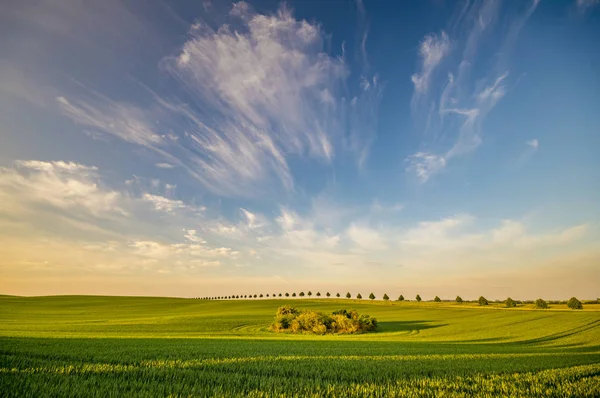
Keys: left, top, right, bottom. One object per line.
{"left": 0, "top": 0, "right": 599, "bottom": 300}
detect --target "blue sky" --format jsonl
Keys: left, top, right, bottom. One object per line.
{"left": 0, "top": 0, "right": 598, "bottom": 299}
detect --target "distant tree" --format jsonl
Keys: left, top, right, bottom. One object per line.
{"left": 308, "top": 291, "right": 312, "bottom": 297}
{"left": 398, "top": 295, "right": 404, "bottom": 301}
{"left": 357, "top": 293, "right": 362, "bottom": 300}
{"left": 292, "top": 293, "right": 296, "bottom": 297}
{"left": 316, "top": 292, "right": 321, "bottom": 297}
{"left": 567, "top": 297, "right": 583, "bottom": 310}
{"left": 383, "top": 293, "right": 389, "bottom": 301}
{"left": 326, "top": 292, "right": 331, "bottom": 297}
{"left": 505, "top": 297, "right": 516, "bottom": 308}
{"left": 278, "top": 293, "right": 282, "bottom": 297}
{"left": 535, "top": 298, "right": 548, "bottom": 309}
{"left": 369, "top": 293, "right": 376, "bottom": 300}
{"left": 259, "top": 294, "right": 263, "bottom": 298}
{"left": 336, "top": 293, "right": 341, "bottom": 298}
{"left": 266, "top": 294, "right": 269, "bottom": 297}
{"left": 456, "top": 296, "right": 463, "bottom": 303}
{"left": 478, "top": 296, "right": 488, "bottom": 306}
{"left": 285, "top": 293, "right": 289, "bottom": 297}
{"left": 346, "top": 292, "right": 351, "bottom": 299}
{"left": 434, "top": 296, "right": 441, "bottom": 302}
{"left": 299, "top": 292, "right": 305, "bottom": 297}
{"left": 253, "top": 294, "right": 257, "bottom": 298}
{"left": 416, "top": 294, "right": 422, "bottom": 302}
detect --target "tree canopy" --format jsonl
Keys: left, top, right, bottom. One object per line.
{"left": 567, "top": 297, "right": 583, "bottom": 310}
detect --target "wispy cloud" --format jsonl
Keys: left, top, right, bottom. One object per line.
{"left": 52, "top": 3, "right": 380, "bottom": 197}
{"left": 407, "top": 1, "right": 540, "bottom": 182}
{"left": 576, "top": 0, "right": 599, "bottom": 13}
{"left": 161, "top": 2, "right": 380, "bottom": 194}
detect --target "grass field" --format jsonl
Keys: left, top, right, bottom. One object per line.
{"left": 1, "top": 296, "right": 599, "bottom": 397}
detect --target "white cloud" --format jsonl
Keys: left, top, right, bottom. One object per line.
{"left": 411, "top": 31, "right": 451, "bottom": 97}
{"left": 346, "top": 223, "right": 386, "bottom": 251}
{"left": 0, "top": 160, "right": 123, "bottom": 216}
{"left": 143, "top": 194, "right": 187, "bottom": 214}
{"left": 276, "top": 208, "right": 298, "bottom": 231}
{"left": 405, "top": 152, "right": 446, "bottom": 182}
{"left": 527, "top": 139, "right": 539, "bottom": 149}
{"left": 155, "top": 163, "right": 175, "bottom": 169}
{"left": 183, "top": 229, "right": 206, "bottom": 244}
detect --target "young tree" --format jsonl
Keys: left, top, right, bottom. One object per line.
{"left": 416, "top": 294, "right": 422, "bottom": 302}
{"left": 505, "top": 297, "right": 516, "bottom": 308}
{"left": 346, "top": 292, "right": 351, "bottom": 299}
{"left": 285, "top": 293, "right": 289, "bottom": 297}
{"left": 266, "top": 294, "right": 269, "bottom": 297}
{"left": 369, "top": 293, "right": 376, "bottom": 300}
{"left": 456, "top": 296, "right": 463, "bottom": 303}
{"left": 278, "top": 293, "right": 282, "bottom": 297}
{"left": 326, "top": 292, "right": 331, "bottom": 297}
{"left": 567, "top": 297, "right": 583, "bottom": 310}
{"left": 434, "top": 296, "right": 441, "bottom": 302}
{"left": 535, "top": 298, "right": 548, "bottom": 309}
{"left": 316, "top": 292, "right": 321, "bottom": 297}
{"left": 260, "top": 294, "right": 264, "bottom": 298}
{"left": 383, "top": 293, "right": 390, "bottom": 301}
{"left": 307, "top": 291, "right": 312, "bottom": 297}
{"left": 299, "top": 292, "right": 305, "bottom": 297}
{"left": 478, "top": 296, "right": 488, "bottom": 306}
{"left": 253, "top": 294, "right": 257, "bottom": 298}
{"left": 357, "top": 293, "right": 362, "bottom": 300}
{"left": 336, "top": 293, "right": 341, "bottom": 298}
{"left": 398, "top": 295, "right": 404, "bottom": 301}
{"left": 292, "top": 293, "right": 296, "bottom": 297}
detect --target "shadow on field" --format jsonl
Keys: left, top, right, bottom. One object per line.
{"left": 504, "top": 319, "right": 600, "bottom": 347}
{"left": 376, "top": 320, "right": 445, "bottom": 333}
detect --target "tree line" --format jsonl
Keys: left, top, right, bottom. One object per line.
{"left": 193, "top": 292, "right": 586, "bottom": 309}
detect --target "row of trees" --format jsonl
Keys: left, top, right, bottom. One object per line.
{"left": 195, "top": 293, "right": 585, "bottom": 309}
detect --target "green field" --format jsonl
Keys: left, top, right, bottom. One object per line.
{"left": 1, "top": 296, "right": 599, "bottom": 397}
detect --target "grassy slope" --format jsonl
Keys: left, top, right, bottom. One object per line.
{"left": 1, "top": 296, "right": 599, "bottom": 343}
{"left": 1, "top": 296, "right": 599, "bottom": 397}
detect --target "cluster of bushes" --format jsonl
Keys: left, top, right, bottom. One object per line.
{"left": 271, "top": 306, "right": 378, "bottom": 335}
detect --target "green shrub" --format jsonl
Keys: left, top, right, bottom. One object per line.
{"left": 271, "top": 306, "right": 377, "bottom": 335}
{"left": 567, "top": 297, "right": 583, "bottom": 310}
{"left": 398, "top": 295, "right": 404, "bottom": 301}
{"left": 383, "top": 293, "right": 389, "bottom": 301}
{"left": 478, "top": 296, "right": 488, "bottom": 306}
{"left": 456, "top": 296, "right": 463, "bottom": 303}
{"left": 369, "top": 293, "right": 376, "bottom": 300}
{"left": 505, "top": 297, "right": 516, "bottom": 308}
{"left": 434, "top": 296, "right": 441, "bottom": 302}
{"left": 416, "top": 294, "right": 422, "bottom": 302}
{"left": 535, "top": 298, "right": 548, "bottom": 309}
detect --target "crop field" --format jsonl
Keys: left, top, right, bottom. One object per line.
{"left": 1, "top": 296, "right": 599, "bottom": 397}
